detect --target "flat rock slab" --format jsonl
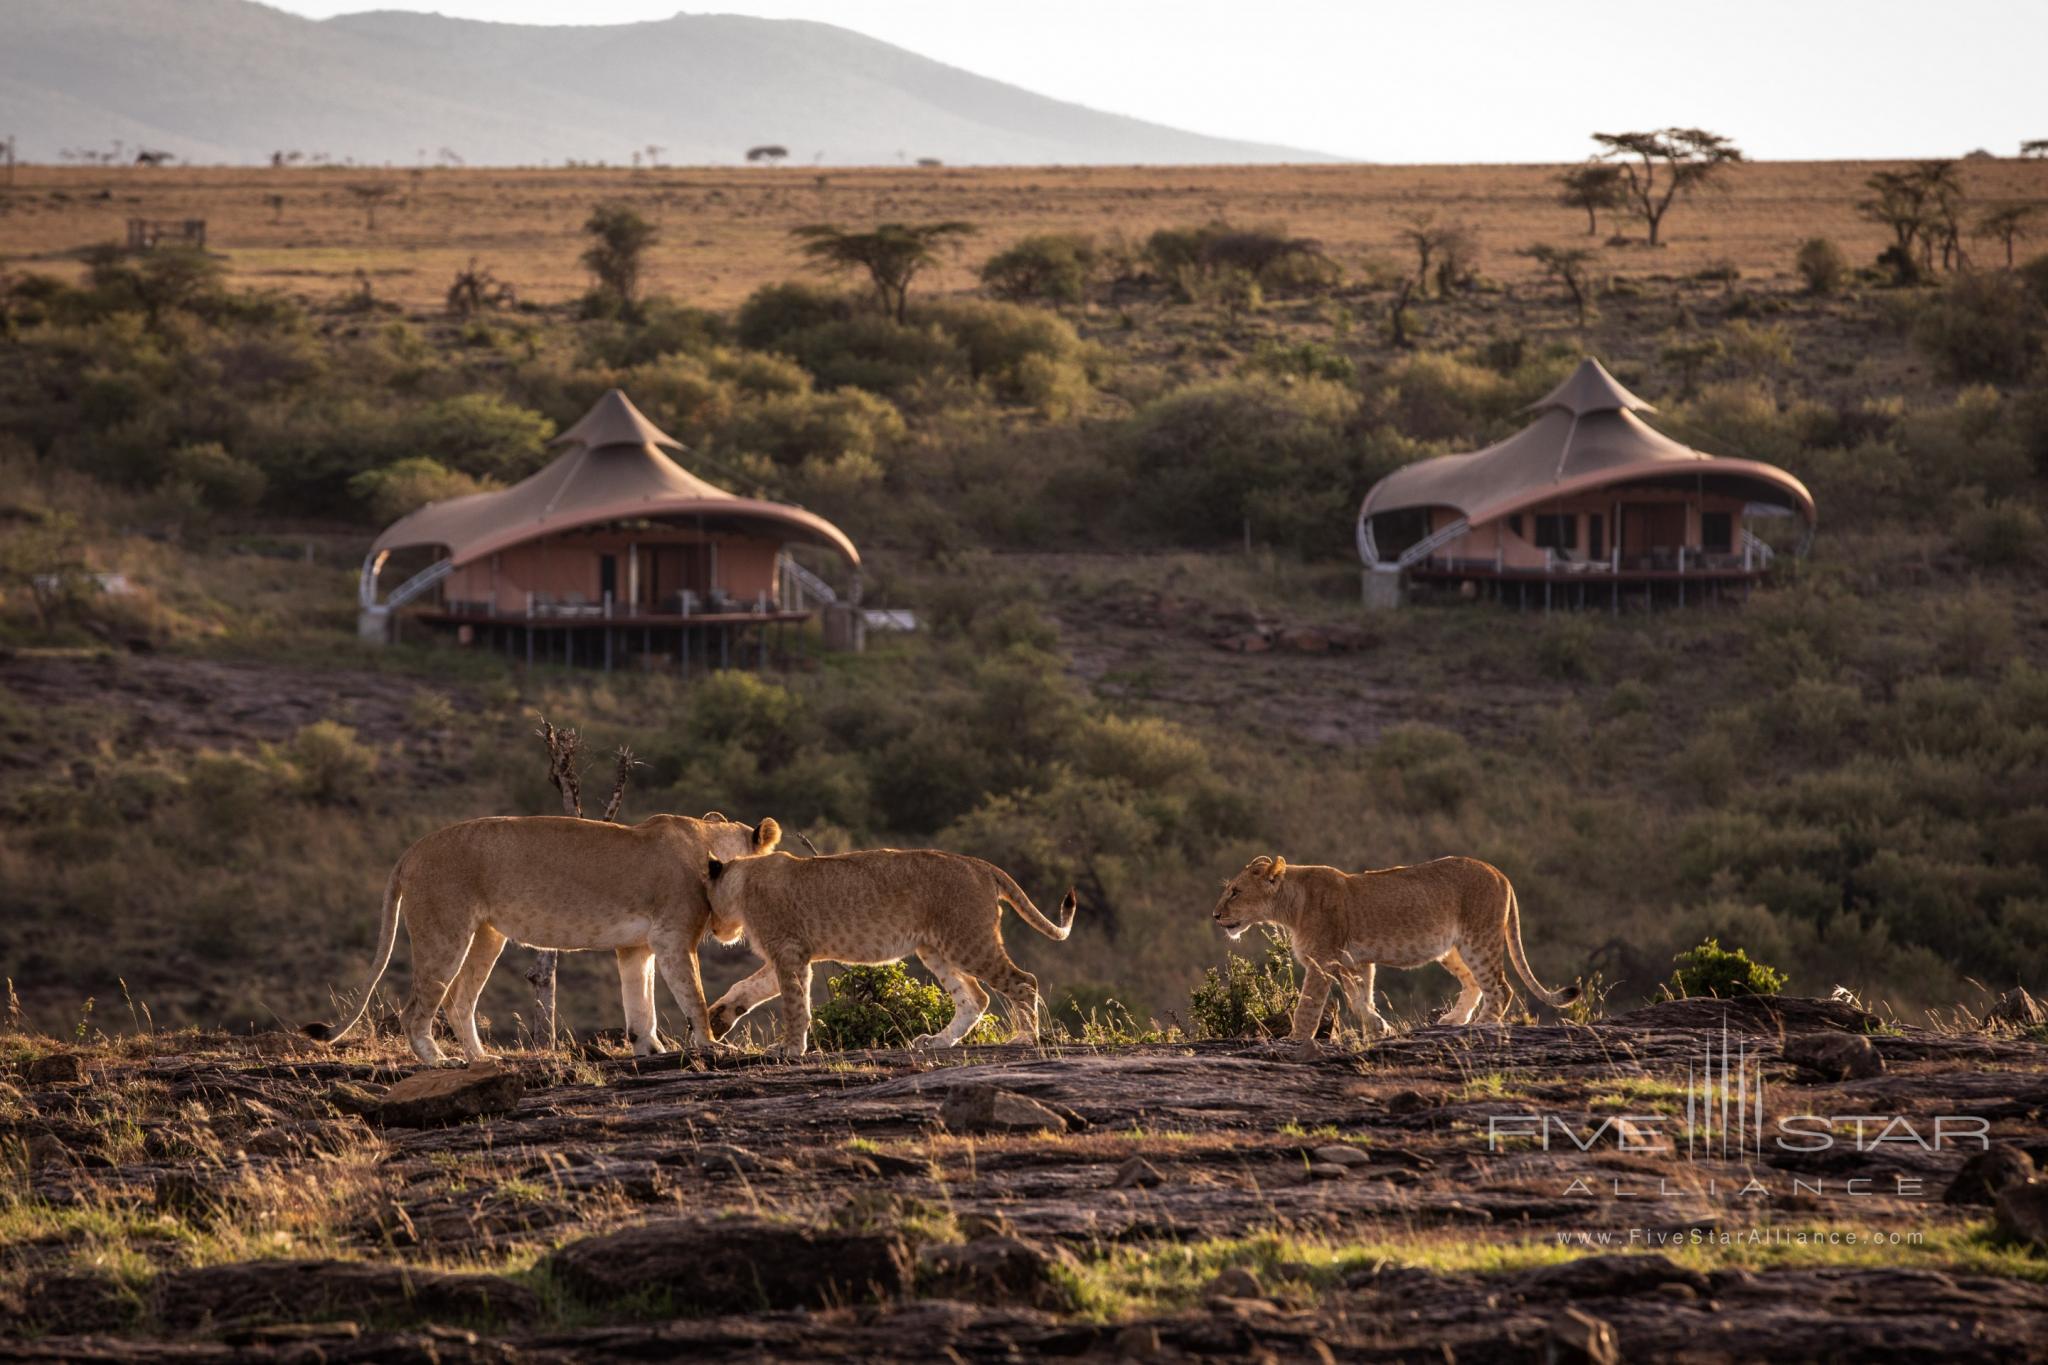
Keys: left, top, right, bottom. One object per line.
{"left": 374, "top": 1062, "right": 528, "bottom": 1127}
{"left": 152, "top": 1259, "right": 537, "bottom": 1331}
{"left": 549, "top": 1216, "right": 912, "bottom": 1310}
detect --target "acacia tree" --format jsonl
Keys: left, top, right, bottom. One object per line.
{"left": 1557, "top": 162, "right": 1627, "bottom": 236}
{"left": 2021, "top": 139, "right": 2047, "bottom": 159}
{"left": 1397, "top": 214, "right": 1475, "bottom": 296}
{"left": 1976, "top": 203, "right": 2038, "bottom": 268}
{"left": 1858, "top": 161, "right": 1964, "bottom": 279}
{"left": 1592, "top": 128, "right": 1744, "bottom": 246}
{"left": 746, "top": 144, "right": 790, "bottom": 165}
{"left": 791, "top": 220, "right": 975, "bottom": 321}
{"left": 581, "top": 202, "right": 658, "bottom": 312}
{"left": 348, "top": 183, "right": 397, "bottom": 230}
{"left": 1524, "top": 243, "right": 1596, "bottom": 326}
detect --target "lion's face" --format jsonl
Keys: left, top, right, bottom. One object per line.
{"left": 700, "top": 815, "right": 780, "bottom": 943}
{"left": 1212, "top": 856, "right": 1286, "bottom": 938}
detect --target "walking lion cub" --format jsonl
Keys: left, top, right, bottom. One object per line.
{"left": 703, "top": 848, "right": 1078, "bottom": 1055}
{"left": 306, "top": 813, "right": 779, "bottom": 1065}
{"left": 1212, "top": 855, "right": 1580, "bottom": 1042}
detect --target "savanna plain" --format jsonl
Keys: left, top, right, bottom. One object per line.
{"left": 3, "top": 155, "right": 2048, "bottom": 1359}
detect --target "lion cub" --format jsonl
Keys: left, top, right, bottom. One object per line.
{"left": 1212, "top": 855, "right": 1580, "bottom": 1042}
{"left": 703, "top": 848, "right": 1077, "bottom": 1055}
{"left": 306, "top": 813, "right": 779, "bottom": 1065}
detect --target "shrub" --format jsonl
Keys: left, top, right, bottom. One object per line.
{"left": 1951, "top": 494, "right": 2045, "bottom": 567}
{"left": 979, "top": 233, "right": 1098, "bottom": 304}
{"left": 348, "top": 457, "right": 496, "bottom": 522}
{"left": 1913, "top": 272, "right": 2046, "bottom": 383}
{"left": 808, "top": 962, "right": 1001, "bottom": 1049}
{"left": 163, "top": 441, "right": 266, "bottom": 510}
{"left": 1188, "top": 930, "right": 1299, "bottom": 1038}
{"left": 735, "top": 281, "right": 855, "bottom": 351}
{"left": 1371, "top": 724, "right": 1480, "bottom": 813}
{"left": 1668, "top": 937, "right": 1787, "bottom": 998}
{"left": 1794, "top": 238, "right": 1848, "bottom": 295}
{"left": 1535, "top": 617, "right": 1600, "bottom": 681}
{"left": 397, "top": 394, "right": 555, "bottom": 479}
{"left": 284, "top": 721, "right": 380, "bottom": 806}
{"left": 777, "top": 315, "right": 964, "bottom": 398}
{"left": 918, "top": 299, "right": 1091, "bottom": 406}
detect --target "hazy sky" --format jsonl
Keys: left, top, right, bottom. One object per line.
{"left": 269, "top": 1, "right": 2044, "bottom": 162}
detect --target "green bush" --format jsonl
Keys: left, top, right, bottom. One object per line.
{"left": 1371, "top": 724, "right": 1480, "bottom": 813}
{"left": 808, "top": 962, "right": 1001, "bottom": 1050}
{"left": 348, "top": 457, "right": 496, "bottom": 522}
{"left": 1794, "top": 238, "right": 1848, "bottom": 295}
{"left": 1913, "top": 272, "right": 2047, "bottom": 383}
{"left": 979, "top": 233, "right": 1098, "bottom": 304}
{"left": 1668, "top": 937, "right": 1787, "bottom": 998}
{"left": 1188, "top": 930, "right": 1300, "bottom": 1038}
{"left": 1951, "top": 494, "right": 2045, "bottom": 567}
{"left": 284, "top": 721, "right": 380, "bottom": 806}
{"left": 734, "top": 281, "right": 855, "bottom": 351}
{"left": 163, "top": 441, "right": 267, "bottom": 510}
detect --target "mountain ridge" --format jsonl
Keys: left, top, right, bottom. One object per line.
{"left": 1, "top": 0, "right": 1337, "bottom": 166}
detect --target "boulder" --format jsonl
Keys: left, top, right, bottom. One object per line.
{"left": 374, "top": 1062, "right": 528, "bottom": 1127}
{"left": 1526, "top": 1253, "right": 1710, "bottom": 1299}
{"left": 1111, "top": 1156, "right": 1165, "bottom": 1189}
{"left": 153, "top": 1260, "right": 536, "bottom": 1331}
{"left": 1993, "top": 1181, "right": 2048, "bottom": 1249}
{"left": 1549, "top": 1306, "right": 1620, "bottom": 1365}
{"left": 1780, "top": 1032, "right": 1884, "bottom": 1081}
{"left": 11, "top": 1272, "right": 137, "bottom": 1334}
{"left": 694, "top": 1142, "right": 792, "bottom": 1176}
{"left": 1985, "top": 988, "right": 2046, "bottom": 1030}
{"left": 1387, "top": 1089, "right": 1436, "bottom": 1115}
{"left": 1305, "top": 1162, "right": 1349, "bottom": 1180}
{"left": 1214, "top": 632, "right": 1271, "bottom": 655}
{"left": 1311, "top": 1144, "right": 1372, "bottom": 1167}
{"left": 939, "top": 1084, "right": 1069, "bottom": 1136}
{"left": 917, "top": 1235, "right": 1080, "bottom": 1309}
{"left": 1203, "top": 1266, "right": 1264, "bottom": 1304}
{"left": 1944, "top": 1146, "right": 2037, "bottom": 1206}
{"left": 549, "top": 1217, "right": 911, "bottom": 1310}
{"left": 26, "top": 1053, "right": 86, "bottom": 1086}
{"left": 25, "top": 1133, "right": 78, "bottom": 1170}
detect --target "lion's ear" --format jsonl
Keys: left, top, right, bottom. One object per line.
{"left": 754, "top": 817, "right": 782, "bottom": 852}
{"left": 1266, "top": 856, "right": 1287, "bottom": 882}
{"left": 702, "top": 810, "right": 727, "bottom": 823}
{"left": 1248, "top": 855, "right": 1272, "bottom": 874}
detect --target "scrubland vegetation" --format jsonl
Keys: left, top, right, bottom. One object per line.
{"left": 2, "top": 155, "right": 2047, "bottom": 1044}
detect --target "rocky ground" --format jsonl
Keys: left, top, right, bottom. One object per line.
{"left": 3, "top": 996, "right": 2047, "bottom": 1361}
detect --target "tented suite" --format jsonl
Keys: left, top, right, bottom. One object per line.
{"left": 358, "top": 389, "right": 862, "bottom": 668}
{"left": 1356, "top": 358, "right": 1815, "bottom": 610}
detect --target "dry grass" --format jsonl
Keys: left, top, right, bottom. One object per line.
{"left": 6, "top": 160, "right": 2046, "bottom": 310}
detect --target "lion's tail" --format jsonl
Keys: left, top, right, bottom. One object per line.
{"left": 303, "top": 863, "right": 404, "bottom": 1044}
{"left": 1503, "top": 879, "right": 1580, "bottom": 1009}
{"left": 989, "top": 865, "right": 1078, "bottom": 942}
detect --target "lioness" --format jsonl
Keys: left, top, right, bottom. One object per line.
{"left": 306, "top": 813, "right": 780, "bottom": 1065}
{"left": 1212, "top": 855, "right": 1580, "bottom": 1041}
{"left": 702, "top": 848, "right": 1078, "bottom": 1056}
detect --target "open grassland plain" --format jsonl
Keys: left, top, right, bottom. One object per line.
{"left": 2, "top": 997, "right": 2046, "bottom": 1359}
{"left": 5, "top": 160, "right": 2048, "bottom": 309}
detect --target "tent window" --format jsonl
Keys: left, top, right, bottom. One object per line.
{"left": 1587, "top": 514, "right": 1606, "bottom": 559}
{"left": 1532, "top": 514, "right": 1576, "bottom": 551}
{"left": 1701, "top": 512, "right": 1733, "bottom": 554}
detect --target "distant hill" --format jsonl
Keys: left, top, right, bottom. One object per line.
{"left": 0, "top": 0, "right": 1335, "bottom": 167}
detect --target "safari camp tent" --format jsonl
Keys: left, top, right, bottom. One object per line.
{"left": 357, "top": 389, "right": 862, "bottom": 668}
{"left": 1355, "top": 358, "right": 1815, "bottom": 610}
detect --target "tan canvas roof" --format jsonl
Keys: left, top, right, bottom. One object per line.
{"left": 1359, "top": 358, "right": 1814, "bottom": 528}
{"left": 371, "top": 389, "right": 859, "bottom": 567}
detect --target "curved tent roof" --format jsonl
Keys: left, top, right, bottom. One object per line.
{"left": 1358, "top": 358, "right": 1815, "bottom": 530}
{"left": 370, "top": 389, "right": 859, "bottom": 567}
